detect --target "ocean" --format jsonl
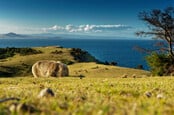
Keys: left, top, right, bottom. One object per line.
{"left": 0, "top": 38, "right": 156, "bottom": 70}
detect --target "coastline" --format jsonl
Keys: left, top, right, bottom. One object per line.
{"left": 0, "top": 38, "right": 155, "bottom": 69}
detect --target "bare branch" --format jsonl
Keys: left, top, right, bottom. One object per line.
{"left": 136, "top": 6, "right": 174, "bottom": 59}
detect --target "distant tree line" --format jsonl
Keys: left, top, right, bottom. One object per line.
{"left": 0, "top": 47, "right": 42, "bottom": 59}
{"left": 70, "top": 48, "right": 99, "bottom": 62}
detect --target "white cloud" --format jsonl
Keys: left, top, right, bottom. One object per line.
{"left": 65, "top": 24, "right": 73, "bottom": 31}
{"left": 49, "top": 25, "right": 64, "bottom": 30}
{"left": 43, "top": 24, "right": 132, "bottom": 33}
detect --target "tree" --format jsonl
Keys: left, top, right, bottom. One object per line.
{"left": 136, "top": 7, "right": 174, "bottom": 59}
{"left": 136, "top": 7, "right": 174, "bottom": 75}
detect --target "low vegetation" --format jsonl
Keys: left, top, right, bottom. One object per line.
{"left": 0, "top": 47, "right": 42, "bottom": 59}
{"left": 146, "top": 53, "right": 174, "bottom": 76}
{"left": 70, "top": 48, "right": 99, "bottom": 62}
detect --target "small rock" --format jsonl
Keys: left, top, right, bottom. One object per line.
{"left": 9, "top": 103, "right": 18, "bottom": 112}
{"left": 145, "top": 91, "right": 152, "bottom": 98}
{"left": 132, "top": 74, "right": 136, "bottom": 78}
{"left": 38, "top": 88, "right": 55, "bottom": 98}
{"left": 157, "top": 94, "right": 164, "bottom": 99}
{"left": 121, "top": 74, "right": 128, "bottom": 78}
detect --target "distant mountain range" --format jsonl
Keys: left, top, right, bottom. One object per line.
{"left": 0, "top": 32, "right": 61, "bottom": 39}
{"left": 0, "top": 32, "right": 99, "bottom": 39}
{"left": 0, "top": 32, "right": 136, "bottom": 39}
{"left": 0, "top": 32, "right": 28, "bottom": 38}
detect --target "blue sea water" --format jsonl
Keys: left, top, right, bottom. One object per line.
{"left": 0, "top": 38, "right": 156, "bottom": 69}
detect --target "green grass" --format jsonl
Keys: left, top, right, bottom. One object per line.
{"left": 0, "top": 77, "right": 174, "bottom": 115}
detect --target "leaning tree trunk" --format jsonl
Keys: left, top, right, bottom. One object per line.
{"left": 169, "top": 43, "right": 174, "bottom": 60}
{"left": 164, "top": 29, "right": 174, "bottom": 61}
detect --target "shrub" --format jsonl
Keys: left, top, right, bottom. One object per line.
{"left": 104, "top": 61, "right": 117, "bottom": 66}
{"left": 60, "top": 59, "right": 74, "bottom": 65}
{"left": 0, "top": 47, "right": 42, "bottom": 59}
{"left": 70, "top": 48, "right": 98, "bottom": 62}
{"left": 146, "top": 53, "right": 174, "bottom": 76}
{"left": 51, "top": 50, "right": 63, "bottom": 54}
{"left": 135, "top": 65, "right": 144, "bottom": 70}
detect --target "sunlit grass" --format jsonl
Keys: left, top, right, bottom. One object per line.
{"left": 0, "top": 46, "right": 171, "bottom": 114}
{"left": 0, "top": 77, "right": 174, "bottom": 114}
{"left": 69, "top": 62, "right": 149, "bottom": 78}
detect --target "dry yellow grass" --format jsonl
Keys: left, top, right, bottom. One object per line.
{"left": 69, "top": 62, "right": 149, "bottom": 78}
{"left": 0, "top": 46, "right": 74, "bottom": 66}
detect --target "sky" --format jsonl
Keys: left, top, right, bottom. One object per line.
{"left": 0, "top": 0, "right": 173, "bottom": 38}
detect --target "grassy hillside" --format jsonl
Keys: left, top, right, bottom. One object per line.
{"left": 0, "top": 46, "right": 98, "bottom": 77}
{"left": 69, "top": 62, "right": 149, "bottom": 78}
{"left": 0, "top": 46, "right": 173, "bottom": 114}
{"left": 0, "top": 77, "right": 174, "bottom": 114}
{"left": 0, "top": 46, "right": 149, "bottom": 77}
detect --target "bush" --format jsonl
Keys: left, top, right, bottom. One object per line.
{"left": 135, "top": 65, "right": 144, "bottom": 70}
{"left": 146, "top": 53, "right": 174, "bottom": 76}
{"left": 60, "top": 59, "right": 74, "bottom": 65}
{"left": 0, "top": 47, "right": 42, "bottom": 59}
{"left": 104, "top": 61, "right": 117, "bottom": 66}
{"left": 51, "top": 50, "right": 63, "bottom": 54}
{"left": 70, "top": 48, "right": 98, "bottom": 62}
